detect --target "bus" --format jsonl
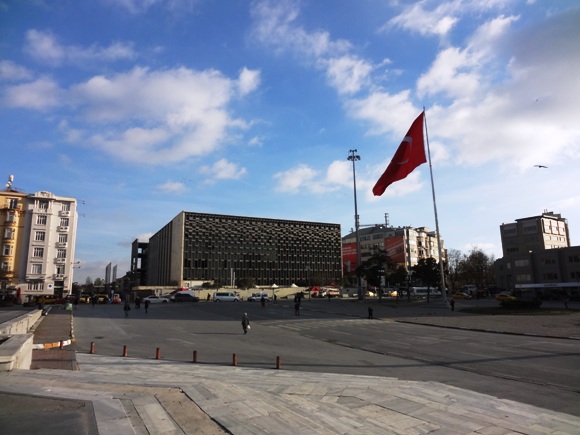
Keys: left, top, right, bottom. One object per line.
{"left": 409, "top": 287, "right": 442, "bottom": 298}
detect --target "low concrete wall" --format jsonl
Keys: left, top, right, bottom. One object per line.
{"left": 0, "top": 309, "right": 43, "bottom": 335}
{"left": 0, "top": 333, "right": 33, "bottom": 371}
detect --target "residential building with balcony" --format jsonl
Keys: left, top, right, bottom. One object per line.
{"left": 0, "top": 189, "right": 28, "bottom": 292}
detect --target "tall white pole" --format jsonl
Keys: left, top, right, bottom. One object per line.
{"left": 423, "top": 110, "right": 447, "bottom": 302}
{"left": 348, "top": 149, "right": 363, "bottom": 300}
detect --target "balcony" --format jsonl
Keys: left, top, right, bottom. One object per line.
{"left": 57, "top": 226, "right": 69, "bottom": 232}
{"left": 56, "top": 242, "right": 68, "bottom": 248}
{"left": 55, "top": 258, "right": 66, "bottom": 264}
{"left": 59, "top": 210, "right": 71, "bottom": 217}
{"left": 53, "top": 274, "right": 64, "bottom": 280}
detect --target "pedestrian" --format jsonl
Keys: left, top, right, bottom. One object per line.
{"left": 241, "top": 313, "right": 250, "bottom": 334}
{"left": 206, "top": 293, "right": 211, "bottom": 301}
{"left": 294, "top": 301, "right": 300, "bottom": 316}
{"left": 124, "top": 301, "right": 131, "bottom": 317}
{"left": 135, "top": 297, "right": 140, "bottom": 310}
{"left": 91, "top": 295, "right": 96, "bottom": 308}
{"left": 144, "top": 299, "right": 150, "bottom": 314}
{"left": 74, "top": 297, "right": 79, "bottom": 310}
{"left": 368, "top": 306, "right": 373, "bottom": 319}
{"left": 450, "top": 298, "right": 455, "bottom": 312}
{"left": 261, "top": 295, "right": 266, "bottom": 308}
{"left": 273, "top": 294, "right": 277, "bottom": 304}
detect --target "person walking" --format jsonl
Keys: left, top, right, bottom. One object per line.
{"left": 294, "top": 301, "right": 300, "bottom": 316}
{"left": 144, "top": 299, "right": 150, "bottom": 314}
{"left": 123, "top": 301, "right": 131, "bottom": 317}
{"left": 260, "top": 295, "right": 266, "bottom": 308}
{"left": 449, "top": 298, "right": 455, "bottom": 312}
{"left": 368, "top": 306, "right": 374, "bottom": 319}
{"left": 241, "top": 313, "right": 250, "bottom": 334}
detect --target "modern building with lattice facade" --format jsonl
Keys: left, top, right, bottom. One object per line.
{"left": 142, "top": 211, "right": 342, "bottom": 288}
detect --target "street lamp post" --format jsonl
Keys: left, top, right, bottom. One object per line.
{"left": 348, "top": 149, "right": 363, "bottom": 300}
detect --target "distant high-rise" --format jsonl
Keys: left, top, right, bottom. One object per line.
{"left": 500, "top": 211, "right": 569, "bottom": 256}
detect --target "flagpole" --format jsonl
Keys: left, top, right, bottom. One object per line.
{"left": 423, "top": 109, "right": 447, "bottom": 302}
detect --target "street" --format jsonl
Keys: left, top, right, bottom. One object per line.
{"left": 72, "top": 299, "right": 580, "bottom": 416}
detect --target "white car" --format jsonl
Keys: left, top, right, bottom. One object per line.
{"left": 248, "top": 292, "right": 270, "bottom": 302}
{"left": 142, "top": 295, "right": 169, "bottom": 304}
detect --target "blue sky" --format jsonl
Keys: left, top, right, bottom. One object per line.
{"left": 2, "top": 0, "right": 579, "bottom": 283}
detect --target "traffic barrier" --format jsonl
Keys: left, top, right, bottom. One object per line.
{"left": 232, "top": 353, "right": 237, "bottom": 366}
{"left": 122, "top": 345, "right": 128, "bottom": 357}
{"left": 90, "top": 342, "right": 95, "bottom": 354}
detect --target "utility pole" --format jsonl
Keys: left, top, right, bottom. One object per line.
{"left": 348, "top": 149, "right": 363, "bottom": 300}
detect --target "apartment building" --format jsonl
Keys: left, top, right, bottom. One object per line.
{"left": 138, "top": 211, "right": 342, "bottom": 288}
{"left": 500, "top": 210, "right": 569, "bottom": 256}
{"left": 495, "top": 211, "right": 579, "bottom": 298}
{"left": 0, "top": 182, "right": 78, "bottom": 299}
{"left": 342, "top": 224, "right": 446, "bottom": 276}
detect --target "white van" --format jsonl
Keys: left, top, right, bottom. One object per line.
{"left": 409, "top": 287, "right": 442, "bottom": 298}
{"left": 213, "top": 292, "right": 240, "bottom": 302}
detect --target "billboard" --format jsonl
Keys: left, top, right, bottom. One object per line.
{"left": 385, "top": 236, "right": 406, "bottom": 265}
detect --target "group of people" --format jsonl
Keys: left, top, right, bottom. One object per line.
{"left": 123, "top": 297, "right": 150, "bottom": 317}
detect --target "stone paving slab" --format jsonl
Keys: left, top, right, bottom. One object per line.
{"left": 3, "top": 354, "right": 579, "bottom": 434}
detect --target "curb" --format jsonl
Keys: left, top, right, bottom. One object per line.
{"left": 32, "top": 310, "right": 76, "bottom": 350}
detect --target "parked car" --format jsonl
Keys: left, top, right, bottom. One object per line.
{"left": 37, "top": 295, "right": 64, "bottom": 305}
{"left": 172, "top": 293, "right": 200, "bottom": 303}
{"left": 495, "top": 291, "right": 517, "bottom": 301}
{"left": 452, "top": 292, "right": 472, "bottom": 300}
{"left": 143, "top": 295, "right": 169, "bottom": 304}
{"left": 324, "top": 288, "right": 341, "bottom": 298}
{"left": 248, "top": 292, "right": 269, "bottom": 302}
{"left": 213, "top": 292, "right": 240, "bottom": 302}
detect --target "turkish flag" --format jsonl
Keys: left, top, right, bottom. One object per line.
{"left": 372, "top": 111, "right": 426, "bottom": 196}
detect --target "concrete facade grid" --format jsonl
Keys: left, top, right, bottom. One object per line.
{"left": 146, "top": 212, "right": 342, "bottom": 287}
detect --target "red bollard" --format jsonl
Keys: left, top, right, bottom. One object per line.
{"left": 193, "top": 350, "right": 198, "bottom": 363}
{"left": 276, "top": 355, "right": 281, "bottom": 370}
{"left": 232, "top": 353, "right": 238, "bottom": 366}
{"left": 90, "top": 342, "right": 95, "bottom": 354}
{"left": 59, "top": 340, "right": 64, "bottom": 349}
{"left": 156, "top": 347, "right": 161, "bottom": 360}
{"left": 122, "top": 345, "right": 128, "bottom": 357}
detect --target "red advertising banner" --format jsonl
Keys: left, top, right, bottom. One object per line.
{"left": 385, "top": 236, "right": 405, "bottom": 265}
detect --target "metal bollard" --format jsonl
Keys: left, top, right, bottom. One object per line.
{"left": 232, "top": 353, "right": 238, "bottom": 366}
{"left": 122, "top": 345, "right": 128, "bottom": 357}
{"left": 156, "top": 347, "right": 161, "bottom": 360}
{"left": 90, "top": 342, "right": 95, "bottom": 354}
{"left": 193, "top": 350, "right": 198, "bottom": 363}
{"left": 276, "top": 355, "right": 281, "bottom": 370}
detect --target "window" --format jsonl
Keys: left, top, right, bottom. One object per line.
{"left": 57, "top": 249, "right": 66, "bottom": 259}
{"left": 4, "top": 228, "right": 14, "bottom": 239}
{"left": 60, "top": 217, "right": 69, "bottom": 227}
{"left": 38, "top": 200, "right": 48, "bottom": 210}
{"left": 31, "top": 264, "right": 42, "bottom": 274}
{"left": 6, "top": 211, "right": 15, "bottom": 222}
{"left": 61, "top": 202, "right": 71, "bottom": 211}
{"left": 35, "top": 231, "right": 46, "bottom": 242}
{"left": 8, "top": 198, "right": 18, "bottom": 209}
{"left": 569, "top": 255, "right": 580, "bottom": 263}
{"left": 2, "top": 245, "right": 12, "bottom": 256}
{"left": 1, "top": 262, "right": 9, "bottom": 271}
{"left": 58, "top": 233, "right": 68, "bottom": 243}
{"left": 33, "top": 247, "right": 44, "bottom": 258}
{"left": 56, "top": 265, "right": 65, "bottom": 274}
{"left": 36, "top": 215, "right": 47, "bottom": 225}
{"left": 515, "top": 259, "right": 529, "bottom": 267}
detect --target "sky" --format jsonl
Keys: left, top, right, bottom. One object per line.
{"left": 1, "top": 0, "right": 579, "bottom": 283}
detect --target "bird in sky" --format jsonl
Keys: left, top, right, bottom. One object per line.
{"left": 534, "top": 165, "right": 548, "bottom": 168}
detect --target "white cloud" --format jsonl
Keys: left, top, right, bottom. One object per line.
{"left": 237, "top": 67, "right": 261, "bottom": 96}
{"left": 156, "top": 180, "right": 187, "bottom": 194}
{"left": 0, "top": 60, "right": 32, "bottom": 81}
{"left": 325, "top": 56, "right": 373, "bottom": 95}
{"left": 106, "top": 0, "right": 198, "bottom": 14}
{"left": 385, "top": 1, "right": 460, "bottom": 37}
{"left": 200, "top": 159, "right": 247, "bottom": 182}
{"left": 24, "top": 29, "right": 135, "bottom": 66}
{"left": 3, "top": 77, "right": 61, "bottom": 109}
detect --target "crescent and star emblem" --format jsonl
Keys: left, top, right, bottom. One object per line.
{"left": 397, "top": 136, "right": 412, "bottom": 165}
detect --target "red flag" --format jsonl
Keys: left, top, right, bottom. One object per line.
{"left": 372, "top": 111, "right": 426, "bottom": 196}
